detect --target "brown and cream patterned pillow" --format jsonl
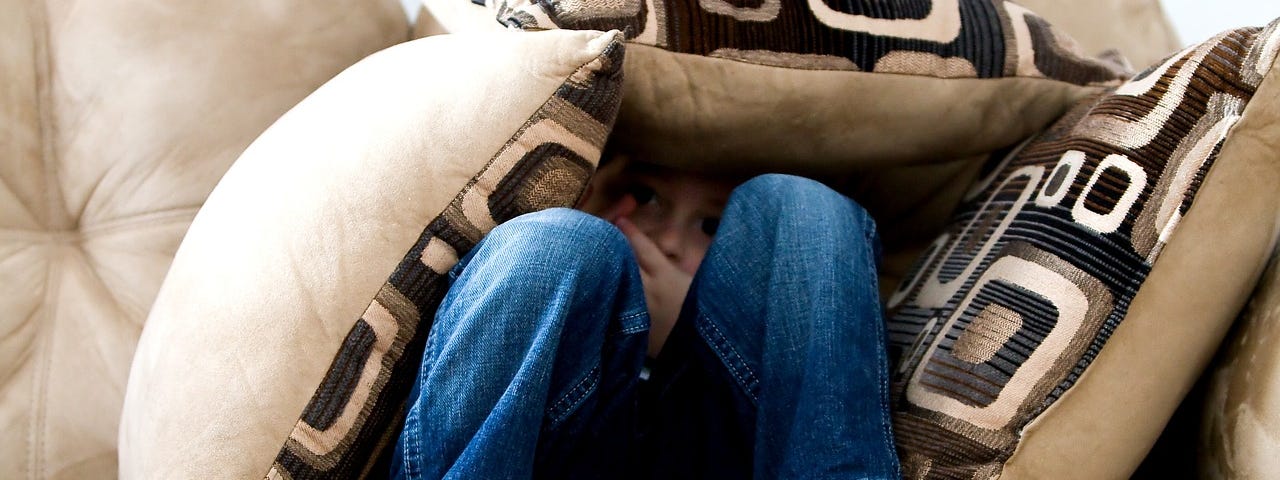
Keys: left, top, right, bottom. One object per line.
{"left": 119, "top": 29, "right": 624, "bottom": 479}
{"left": 885, "top": 19, "right": 1280, "bottom": 479}
{"left": 483, "top": 0, "right": 1130, "bottom": 174}
{"left": 407, "top": 2, "right": 1280, "bottom": 477}
{"left": 413, "top": 2, "right": 1280, "bottom": 476}
{"left": 268, "top": 40, "right": 624, "bottom": 478}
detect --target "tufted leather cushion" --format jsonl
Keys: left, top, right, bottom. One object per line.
{"left": 0, "top": 0, "right": 406, "bottom": 478}
{"left": 119, "top": 29, "right": 624, "bottom": 479}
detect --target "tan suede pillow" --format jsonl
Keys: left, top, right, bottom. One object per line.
{"left": 119, "top": 29, "right": 623, "bottom": 479}
{"left": 1015, "top": 0, "right": 1181, "bottom": 68}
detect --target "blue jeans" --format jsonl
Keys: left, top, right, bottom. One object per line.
{"left": 390, "top": 174, "right": 899, "bottom": 479}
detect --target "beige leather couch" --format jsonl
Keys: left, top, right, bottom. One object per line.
{"left": 1, "top": 0, "right": 407, "bottom": 477}
{"left": 2, "top": 0, "right": 1274, "bottom": 478}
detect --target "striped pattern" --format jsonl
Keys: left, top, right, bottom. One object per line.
{"left": 263, "top": 41, "right": 625, "bottom": 480}
{"left": 884, "top": 20, "right": 1279, "bottom": 479}
{"left": 492, "top": 0, "right": 1128, "bottom": 85}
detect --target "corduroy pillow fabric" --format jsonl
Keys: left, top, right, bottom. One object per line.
{"left": 411, "top": 0, "right": 1137, "bottom": 298}
{"left": 488, "top": 0, "right": 1130, "bottom": 174}
{"left": 413, "top": 0, "right": 1142, "bottom": 307}
{"left": 885, "top": 20, "right": 1280, "bottom": 478}
{"left": 118, "top": 29, "right": 624, "bottom": 479}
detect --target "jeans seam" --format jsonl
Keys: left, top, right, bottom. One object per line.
{"left": 696, "top": 313, "right": 761, "bottom": 404}
{"left": 619, "top": 324, "right": 647, "bottom": 336}
{"left": 404, "top": 315, "right": 452, "bottom": 479}
{"left": 617, "top": 311, "right": 648, "bottom": 336}
{"left": 863, "top": 241, "right": 898, "bottom": 476}
{"left": 546, "top": 365, "right": 601, "bottom": 429}
{"left": 401, "top": 405, "right": 423, "bottom": 480}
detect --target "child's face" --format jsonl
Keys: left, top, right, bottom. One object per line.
{"left": 579, "top": 157, "right": 738, "bottom": 274}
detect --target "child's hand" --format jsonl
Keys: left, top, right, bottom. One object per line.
{"left": 616, "top": 217, "right": 691, "bottom": 358}
{"left": 597, "top": 192, "right": 637, "bottom": 224}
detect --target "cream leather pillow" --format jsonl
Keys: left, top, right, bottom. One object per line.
{"left": 119, "top": 28, "right": 623, "bottom": 479}
{"left": 886, "top": 21, "right": 1280, "bottom": 479}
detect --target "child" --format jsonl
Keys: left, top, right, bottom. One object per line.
{"left": 576, "top": 153, "right": 742, "bottom": 358}
{"left": 390, "top": 149, "right": 899, "bottom": 479}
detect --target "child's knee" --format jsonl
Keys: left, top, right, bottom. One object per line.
{"left": 730, "top": 174, "right": 873, "bottom": 230}
{"left": 481, "top": 208, "right": 631, "bottom": 272}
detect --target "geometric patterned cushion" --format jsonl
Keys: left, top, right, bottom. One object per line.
{"left": 269, "top": 36, "right": 623, "bottom": 479}
{"left": 497, "top": 0, "right": 1123, "bottom": 82}
{"left": 884, "top": 19, "right": 1280, "bottom": 479}
{"left": 489, "top": 0, "right": 1130, "bottom": 173}
{"left": 118, "top": 29, "right": 623, "bottom": 479}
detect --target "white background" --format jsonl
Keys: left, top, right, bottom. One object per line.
{"left": 398, "top": 0, "right": 1280, "bottom": 48}
{"left": 1163, "top": 0, "right": 1280, "bottom": 46}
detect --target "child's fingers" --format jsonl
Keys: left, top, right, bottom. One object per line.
{"left": 601, "top": 194, "right": 638, "bottom": 223}
{"left": 615, "top": 217, "right": 668, "bottom": 274}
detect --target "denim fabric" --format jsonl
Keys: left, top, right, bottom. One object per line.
{"left": 390, "top": 175, "right": 899, "bottom": 479}
{"left": 643, "top": 174, "right": 898, "bottom": 479}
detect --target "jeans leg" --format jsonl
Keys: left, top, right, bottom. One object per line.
{"left": 391, "top": 208, "right": 649, "bottom": 480}
{"left": 646, "top": 174, "right": 899, "bottom": 479}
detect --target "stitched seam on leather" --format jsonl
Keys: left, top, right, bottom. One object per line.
{"left": 0, "top": 230, "right": 76, "bottom": 243}
{"left": 29, "top": 0, "right": 57, "bottom": 474}
{"left": 78, "top": 247, "right": 144, "bottom": 321}
{"left": 80, "top": 206, "right": 201, "bottom": 236}
{"left": 34, "top": 0, "right": 64, "bottom": 235}
{"left": 0, "top": 207, "right": 201, "bottom": 241}
{"left": 31, "top": 245, "right": 59, "bottom": 480}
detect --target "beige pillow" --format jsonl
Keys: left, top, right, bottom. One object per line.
{"left": 1016, "top": 0, "right": 1182, "bottom": 68}
{"left": 1201, "top": 248, "right": 1280, "bottom": 478}
{"left": 885, "top": 20, "right": 1280, "bottom": 479}
{"left": 118, "top": 28, "right": 624, "bottom": 479}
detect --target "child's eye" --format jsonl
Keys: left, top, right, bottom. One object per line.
{"left": 627, "top": 185, "right": 656, "bottom": 205}
{"left": 700, "top": 217, "right": 720, "bottom": 236}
